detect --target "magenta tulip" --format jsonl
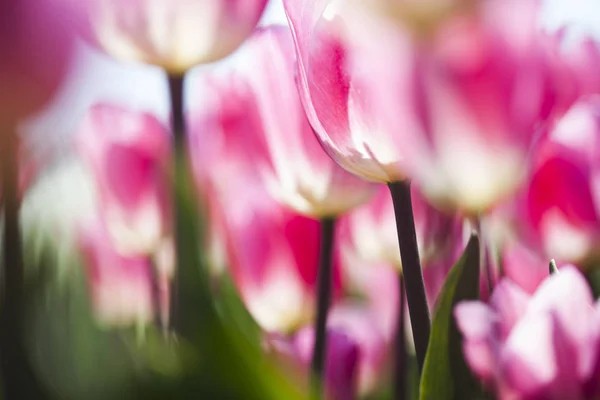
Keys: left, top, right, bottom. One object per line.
{"left": 0, "top": 0, "right": 78, "bottom": 127}
{"left": 268, "top": 326, "right": 359, "bottom": 400}
{"left": 80, "top": 0, "right": 268, "bottom": 73}
{"left": 208, "top": 161, "right": 343, "bottom": 332}
{"left": 76, "top": 103, "right": 172, "bottom": 256}
{"left": 233, "top": 26, "right": 376, "bottom": 217}
{"left": 519, "top": 97, "right": 600, "bottom": 265}
{"left": 267, "top": 302, "right": 388, "bottom": 398}
{"left": 79, "top": 219, "right": 155, "bottom": 326}
{"left": 455, "top": 266, "right": 600, "bottom": 400}
{"left": 284, "top": 0, "right": 571, "bottom": 212}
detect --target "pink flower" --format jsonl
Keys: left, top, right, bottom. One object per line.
{"left": 519, "top": 97, "right": 600, "bottom": 265}
{"left": 0, "top": 0, "right": 78, "bottom": 127}
{"left": 219, "top": 180, "right": 343, "bottom": 332}
{"left": 267, "top": 302, "right": 388, "bottom": 399}
{"left": 79, "top": 219, "right": 156, "bottom": 326}
{"left": 267, "top": 327, "right": 359, "bottom": 400}
{"left": 234, "top": 26, "right": 376, "bottom": 217}
{"left": 80, "top": 0, "right": 268, "bottom": 73}
{"left": 455, "top": 266, "right": 600, "bottom": 400}
{"left": 283, "top": 0, "right": 404, "bottom": 184}
{"left": 76, "top": 104, "right": 172, "bottom": 257}
{"left": 285, "top": 0, "right": 568, "bottom": 212}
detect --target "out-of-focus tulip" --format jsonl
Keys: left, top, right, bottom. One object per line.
{"left": 79, "top": 219, "right": 155, "bottom": 326}
{"left": 0, "top": 0, "right": 78, "bottom": 128}
{"left": 455, "top": 266, "right": 600, "bottom": 400}
{"left": 76, "top": 103, "right": 172, "bottom": 256}
{"left": 327, "top": 303, "right": 389, "bottom": 396}
{"left": 519, "top": 97, "right": 600, "bottom": 265}
{"left": 500, "top": 241, "right": 550, "bottom": 296}
{"left": 267, "top": 302, "right": 389, "bottom": 399}
{"left": 285, "top": 0, "right": 567, "bottom": 213}
{"left": 189, "top": 72, "right": 268, "bottom": 191}
{"left": 360, "top": 0, "right": 476, "bottom": 35}
{"left": 210, "top": 161, "right": 343, "bottom": 332}
{"left": 235, "top": 26, "right": 376, "bottom": 217}
{"left": 80, "top": 0, "right": 268, "bottom": 74}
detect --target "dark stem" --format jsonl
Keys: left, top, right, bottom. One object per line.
{"left": 310, "top": 217, "right": 336, "bottom": 398}
{"left": 388, "top": 180, "right": 430, "bottom": 373}
{"left": 473, "top": 218, "right": 493, "bottom": 296}
{"left": 393, "top": 274, "right": 407, "bottom": 400}
{"left": 0, "top": 131, "right": 41, "bottom": 398}
{"left": 167, "top": 74, "right": 186, "bottom": 333}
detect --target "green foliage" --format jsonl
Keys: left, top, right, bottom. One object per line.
{"left": 419, "top": 235, "right": 483, "bottom": 400}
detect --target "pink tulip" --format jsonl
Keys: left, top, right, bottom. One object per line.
{"left": 206, "top": 150, "right": 343, "bottom": 332}
{"left": 189, "top": 71, "right": 269, "bottom": 193}
{"left": 76, "top": 103, "right": 172, "bottom": 257}
{"left": 519, "top": 97, "right": 600, "bottom": 265}
{"left": 234, "top": 26, "right": 376, "bottom": 217}
{"left": 455, "top": 266, "right": 600, "bottom": 400}
{"left": 80, "top": 0, "right": 268, "bottom": 73}
{"left": 501, "top": 240, "right": 552, "bottom": 295}
{"left": 267, "top": 302, "right": 388, "bottom": 398}
{"left": 283, "top": 0, "right": 404, "bottom": 184}
{"left": 284, "top": 0, "right": 569, "bottom": 212}
{"left": 267, "top": 327, "right": 359, "bottom": 400}
{"left": 0, "top": 0, "right": 78, "bottom": 127}
{"left": 79, "top": 219, "right": 156, "bottom": 326}
{"left": 223, "top": 192, "right": 343, "bottom": 333}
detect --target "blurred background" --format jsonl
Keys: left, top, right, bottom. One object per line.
{"left": 11, "top": 0, "right": 600, "bottom": 399}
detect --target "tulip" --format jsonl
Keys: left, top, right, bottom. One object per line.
{"left": 235, "top": 26, "right": 376, "bottom": 218}
{"left": 80, "top": 0, "right": 268, "bottom": 73}
{"left": 455, "top": 266, "right": 600, "bottom": 400}
{"left": 283, "top": 0, "right": 404, "bottom": 184}
{"left": 500, "top": 240, "right": 552, "bottom": 295}
{"left": 519, "top": 97, "right": 600, "bottom": 266}
{"left": 0, "top": 0, "right": 77, "bottom": 128}
{"left": 267, "top": 302, "right": 389, "bottom": 398}
{"left": 76, "top": 103, "right": 172, "bottom": 257}
{"left": 208, "top": 159, "right": 343, "bottom": 333}
{"left": 327, "top": 303, "right": 389, "bottom": 396}
{"left": 285, "top": 0, "right": 567, "bottom": 213}
{"left": 267, "top": 327, "right": 359, "bottom": 400}
{"left": 79, "top": 219, "right": 156, "bottom": 326}
{"left": 225, "top": 199, "right": 344, "bottom": 333}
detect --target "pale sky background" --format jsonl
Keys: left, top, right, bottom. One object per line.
{"left": 22, "top": 0, "right": 600, "bottom": 162}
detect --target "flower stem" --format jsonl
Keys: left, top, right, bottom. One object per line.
{"left": 310, "top": 217, "right": 336, "bottom": 398}
{"left": 0, "top": 130, "right": 41, "bottom": 397}
{"left": 393, "top": 274, "right": 407, "bottom": 400}
{"left": 167, "top": 74, "right": 186, "bottom": 334}
{"left": 388, "top": 180, "right": 430, "bottom": 373}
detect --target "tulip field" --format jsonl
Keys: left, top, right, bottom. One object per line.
{"left": 2, "top": 0, "right": 600, "bottom": 399}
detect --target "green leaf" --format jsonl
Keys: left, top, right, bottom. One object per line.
{"left": 419, "top": 234, "right": 482, "bottom": 400}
